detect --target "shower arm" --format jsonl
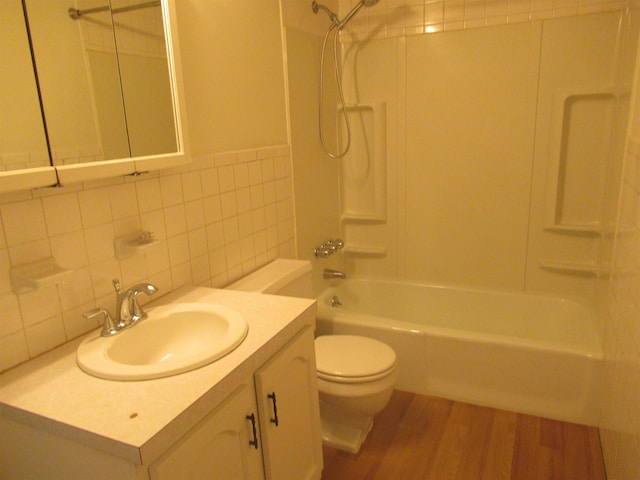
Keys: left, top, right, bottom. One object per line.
{"left": 337, "top": 2, "right": 366, "bottom": 30}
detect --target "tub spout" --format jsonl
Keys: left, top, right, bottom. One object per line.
{"left": 323, "top": 268, "right": 346, "bottom": 280}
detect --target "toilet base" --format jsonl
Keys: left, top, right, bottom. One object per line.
{"left": 319, "top": 402, "right": 374, "bottom": 454}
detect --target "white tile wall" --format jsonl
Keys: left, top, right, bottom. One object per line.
{"left": 600, "top": 139, "right": 640, "bottom": 479}
{"left": 0, "top": 145, "right": 296, "bottom": 373}
{"left": 338, "top": 0, "right": 626, "bottom": 40}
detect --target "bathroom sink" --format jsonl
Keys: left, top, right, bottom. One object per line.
{"left": 76, "top": 302, "right": 248, "bottom": 380}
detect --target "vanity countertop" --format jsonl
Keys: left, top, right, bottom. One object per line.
{"left": 0, "top": 286, "right": 316, "bottom": 465}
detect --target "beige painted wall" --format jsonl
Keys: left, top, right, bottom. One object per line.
{"left": 175, "top": 0, "right": 289, "bottom": 155}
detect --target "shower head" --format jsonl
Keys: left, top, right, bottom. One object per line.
{"left": 337, "top": 0, "right": 380, "bottom": 30}
{"left": 312, "top": 0, "right": 380, "bottom": 30}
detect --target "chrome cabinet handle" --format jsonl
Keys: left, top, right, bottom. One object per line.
{"left": 246, "top": 414, "right": 258, "bottom": 449}
{"left": 267, "top": 392, "right": 279, "bottom": 427}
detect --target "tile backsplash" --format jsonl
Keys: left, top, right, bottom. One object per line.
{"left": 338, "top": 0, "right": 626, "bottom": 40}
{"left": 0, "top": 145, "right": 296, "bottom": 372}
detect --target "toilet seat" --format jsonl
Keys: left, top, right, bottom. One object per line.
{"left": 315, "top": 335, "right": 397, "bottom": 384}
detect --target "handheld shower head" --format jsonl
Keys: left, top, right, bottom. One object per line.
{"left": 313, "top": 0, "right": 382, "bottom": 158}
{"left": 337, "top": 0, "right": 380, "bottom": 30}
{"left": 312, "top": 0, "right": 380, "bottom": 30}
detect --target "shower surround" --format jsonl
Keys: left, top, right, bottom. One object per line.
{"left": 336, "top": 11, "right": 627, "bottom": 299}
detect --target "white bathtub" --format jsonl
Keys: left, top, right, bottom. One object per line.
{"left": 315, "top": 279, "right": 602, "bottom": 426}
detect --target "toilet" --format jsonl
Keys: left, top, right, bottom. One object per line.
{"left": 227, "top": 259, "right": 397, "bottom": 454}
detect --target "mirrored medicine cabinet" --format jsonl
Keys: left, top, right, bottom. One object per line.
{"left": 0, "top": 0, "right": 189, "bottom": 193}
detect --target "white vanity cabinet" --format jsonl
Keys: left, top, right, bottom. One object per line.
{"left": 0, "top": 288, "right": 322, "bottom": 480}
{"left": 148, "top": 326, "right": 322, "bottom": 480}
{"left": 149, "top": 377, "right": 264, "bottom": 480}
{"left": 255, "top": 326, "right": 323, "bottom": 480}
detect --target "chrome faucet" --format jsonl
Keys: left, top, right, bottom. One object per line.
{"left": 113, "top": 279, "right": 159, "bottom": 327}
{"left": 83, "top": 279, "right": 159, "bottom": 337}
{"left": 323, "top": 268, "right": 346, "bottom": 280}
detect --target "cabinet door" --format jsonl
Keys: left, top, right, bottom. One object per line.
{"left": 255, "top": 327, "right": 323, "bottom": 480}
{"left": 149, "top": 378, "right": 264, "bottom": 480}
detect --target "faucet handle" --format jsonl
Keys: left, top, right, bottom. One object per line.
{"left": 130, "top": 292, "right": 148, "bottom": 323}
{"left": 314, "top": 238, "right": 344, "bottom": 257}
{"left": 112, "top": 278, "right": 122, "bottom": 294}
{"left": 129, "top": 283, "right": 159, "bottom": 323}
{"left": 84, "top": 307, "right": 120, "bottom": 337}
{"left": 326, "top": 239, "right": 344, "bottom": 252}
{"left": 314, "top": 245, "right": 331, "bottom": 257}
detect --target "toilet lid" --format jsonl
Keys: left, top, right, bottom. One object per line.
{"left": 315, "top": 335, "right": 396, "bottom": 380}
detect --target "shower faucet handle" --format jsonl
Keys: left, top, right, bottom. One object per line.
{"left": 314, "top": 238, "right": 344, "bottom": 257}
{"left": 326, "top": 239, "right": 344, "bottom": 251}
{"left": 314, "top": 245, "right": 331, "bottom": 257}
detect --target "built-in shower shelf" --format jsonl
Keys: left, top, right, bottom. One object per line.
{"left": 339, "top": 103, "right": 387, "bottom": 223}
{"left": 543, "top": 223, "right": 602, "bottom": 236}
{"left": 341, "top": 213, "right": 386, "bottom": 223}
{"left": 544, "top": 87, "right": 615, "bottom": 231}
{"left": 342, "top": 245, "right": 387, "bottom": 256}
{"left": 539, "top": 260, "right": 606, "bottom": 276}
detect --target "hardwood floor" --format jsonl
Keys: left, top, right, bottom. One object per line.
{"left": 321, "top": 391, "right": 605, "bottom": 480}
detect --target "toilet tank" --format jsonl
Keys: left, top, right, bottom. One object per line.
{"left": 226, "top": 259, "right": 312, "bottom": 298}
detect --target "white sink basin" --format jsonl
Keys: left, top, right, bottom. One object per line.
{"left": 77, "top": 302, "right": 248, "bottom": 380}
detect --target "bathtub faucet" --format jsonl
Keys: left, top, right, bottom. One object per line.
{"left": 323, "top": 268, "right": 346, "bottom": 280}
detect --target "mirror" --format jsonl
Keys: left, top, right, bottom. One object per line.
{"left": 0, "top": 0, "right": 50, "bottom": 172}
{"left": 0, "top": 0, "right": 188, "bottom": 191}
{"left": 28, "top": 0, "right": 179, "bottom": 163}
{"left": 109, "top": 0, "right": 177, "bottom": 158}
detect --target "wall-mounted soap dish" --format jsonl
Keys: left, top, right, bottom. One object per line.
{"left": 114, "top": 230, "right": 159, "bottom": 260}
{"left": 10, "top": 257, "right": 72, "bottom": 295}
